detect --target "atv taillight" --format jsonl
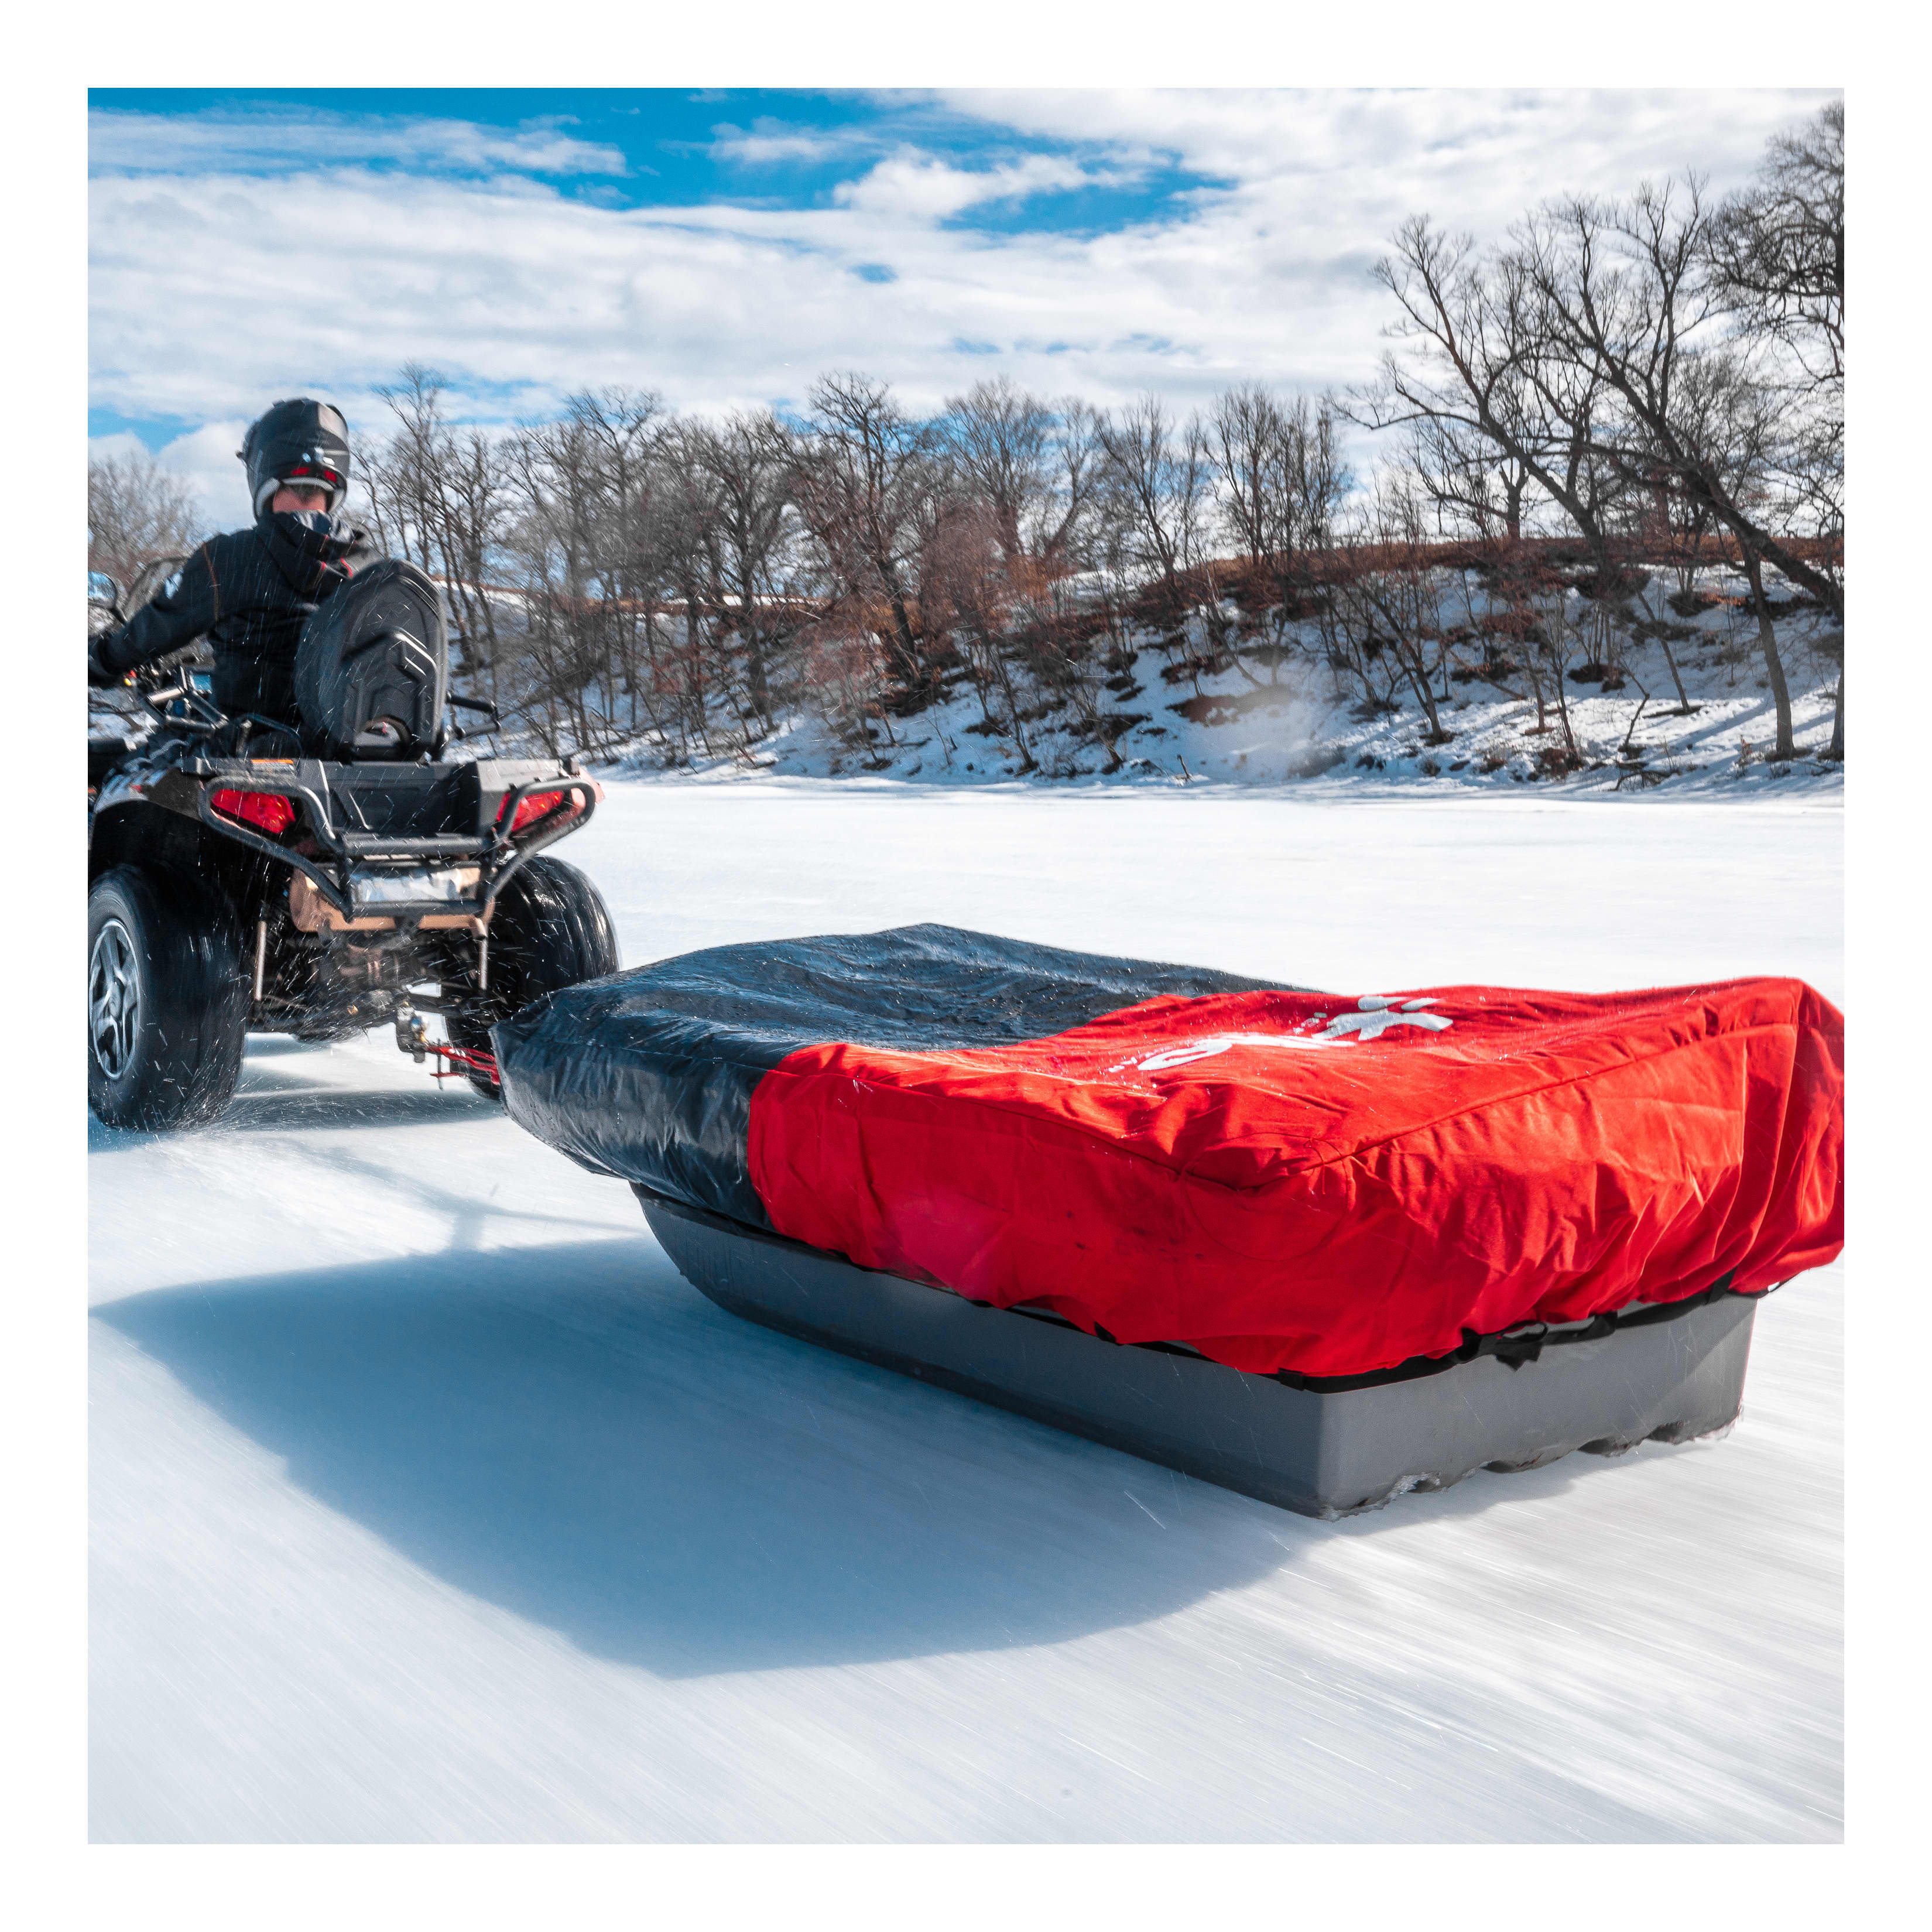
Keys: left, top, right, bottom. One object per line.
{"left": 501, "top": 788, "right": 578, "bottom": 836}
{"left": 211, "top": 787, "right": 297, "bottom": 837}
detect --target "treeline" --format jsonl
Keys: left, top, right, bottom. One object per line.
{"left": 93, "top": 103, "right": 1844, "bottom": 770}
{"left": 355, "top": 364, "right": 1354, "bottom": 770}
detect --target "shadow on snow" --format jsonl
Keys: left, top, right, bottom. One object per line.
{"left": 92, "top": 1225, "right": 1679, "bottom": 1681}
{"left": 87, "top": 1075, "right": 499, "bottom": 1152}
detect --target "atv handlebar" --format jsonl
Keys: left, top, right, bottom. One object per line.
{"left": 135, "top": 665, "right": 228, "bottom": 735}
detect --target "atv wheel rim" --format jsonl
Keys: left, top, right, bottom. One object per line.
{"left": 90, "top": 917, "right": 140, "bottom": 1081}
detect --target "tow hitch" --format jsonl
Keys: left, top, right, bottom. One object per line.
{"left": 395, "top": 1005, "right": 501, "bottom": 1088}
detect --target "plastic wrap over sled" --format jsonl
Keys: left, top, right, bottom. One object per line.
{"left": 495, "top": 923, "right": 1842, "bottom": 1386}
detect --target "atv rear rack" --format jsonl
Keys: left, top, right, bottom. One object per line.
{"left": 176, "top": 765, "right": 601, "bottom": 923}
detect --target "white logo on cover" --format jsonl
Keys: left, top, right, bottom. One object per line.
{"left": 1319, "top": 995, "right": 1453, "bottom": 1043}
{"left": 1135, "top": 996, "right": 1453, "bottom": 1071}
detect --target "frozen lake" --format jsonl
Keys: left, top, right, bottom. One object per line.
{"left": 89, "top": 782, "right": 1843, "bottom": 1840}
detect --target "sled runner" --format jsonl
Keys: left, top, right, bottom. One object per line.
{"left": 496, "top": 924, "right": 1842, "bottom": 1515}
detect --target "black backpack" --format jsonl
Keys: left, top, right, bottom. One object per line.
{"left": 294, "top": 558, "right": 448, "bottom": 759}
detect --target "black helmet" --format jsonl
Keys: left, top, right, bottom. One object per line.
{"left": 240, "top": 398, "right": 351, "bottom": 518}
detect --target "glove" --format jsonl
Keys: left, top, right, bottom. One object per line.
{"left": 88, "top": 644, "right": 123, "bottom": 690}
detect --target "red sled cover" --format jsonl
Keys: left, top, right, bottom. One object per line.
{"left": 496, "top": 927, "right": 1843, "bottom": 1381}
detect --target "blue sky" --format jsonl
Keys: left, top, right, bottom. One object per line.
{"left": 89, "top": 87, "right": 1834, "bottom": 524}
{"left": 91, "top": 89, "right": 1222, "bottom": 234}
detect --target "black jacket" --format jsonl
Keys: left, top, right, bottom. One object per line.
{"left": 100, "top": 510, "right": 382, "bottom": 725}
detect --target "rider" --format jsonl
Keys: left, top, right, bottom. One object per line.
{"left": 88, "top": 399, "right": 381, "bottom": 729}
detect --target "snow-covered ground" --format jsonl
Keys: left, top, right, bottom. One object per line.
{"left": 611, "top": 566, "right": 1843, "bottom": 799}
{"left": 90, "top": 781, "right": 1843, "bottom": 1841}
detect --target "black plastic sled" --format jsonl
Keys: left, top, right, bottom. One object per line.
{"left": 638, "top": 1190, "right": 1759, "bottom": 1520}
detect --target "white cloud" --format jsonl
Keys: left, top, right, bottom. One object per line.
{"left": 833, "top": 150, "right": 1095, "bottom": 220}
{"left": 88, "top": 108, "right": 628, "bottom": 179}
{"left": 90, "top": 90, "right": 1838, "bottom": 519}
{"left": 930, "top": 87, "right": 1831, "bottom": 226}
{"left": 88, "top": 423, "right": 253, "bottom": 531}
{"left": 708, "top": 119, "right": 869, "bottom": 167}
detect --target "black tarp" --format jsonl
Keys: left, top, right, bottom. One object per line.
{"left": 494, "top": 922, "right": 1294, "bottom": 1227}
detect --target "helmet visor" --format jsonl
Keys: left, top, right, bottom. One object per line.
{"left": 280, "top": 461, "right": 345, "bottom": 497}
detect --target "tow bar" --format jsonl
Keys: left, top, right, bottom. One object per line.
{"left": 395, "top": 1006, "right": 501, "bottom": 1088}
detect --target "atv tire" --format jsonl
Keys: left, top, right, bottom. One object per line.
{"left": 447, "top": 855, "right": 619, "bottom": 1101}
{"left": 88, "top": 864, "right": 249, "bottom": 1131}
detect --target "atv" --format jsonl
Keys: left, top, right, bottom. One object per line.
{"left": 87, "top": 558, "right": 619, "bottom": 1131}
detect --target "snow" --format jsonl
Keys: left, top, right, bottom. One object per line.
{"left": 600, "top": 564, "right": 1844, "bottom": 799}
{"left": 90, "top": 780, "right": 1843, "bottom": 1841}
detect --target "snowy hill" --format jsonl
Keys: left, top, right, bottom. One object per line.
{"left": 585, "top": 561, "right": 1842, "bottom": 799}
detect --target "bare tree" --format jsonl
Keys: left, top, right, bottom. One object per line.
{"left": 1049, "top": 397, "right": 1108, "bottom": 571}
{"left": 359, "top": 366, "right": 516, "bottom": 678}
{"left": 1211, "top": 382, "right": 1288, "bottom": 566}
{"left": 923, "top": 495, "right": 1036, "bottom": 769}
{"left": 88, "top": 451, "right": 203, "bottom": 601}
{"left": 682, "top": 410, "right": 807, "bottom": 734}
{"left": 499, "top": 395, "right": 673, "bottom": 758}
{"left": 1521, "top": 181, "right": 1835, "bottom": 756}
{"left": 793, "top": 373, "right": 943, "bottom": 704}
{"left": 1093, "top": 394, "right": 1224, "bottom": 656}
{"left": 1522, "top": 181, "right": 1842, "bottom": 626}
{"left": 1709, "top": 100, "right": 1844, "bottom": 756}
{"left": 1328, "top": 482, "right": 1455, "bottom": 745}
{"left": 1707, "top": 100, "right": 1843, "bottom": 393}
{"left": 1211, "top": 384, "right": 1348, "bottom": 677}
{"left": 941, "top": 376, "right": 1054, "bottom": 564}
{"left": 1402, "top": 411, "right": 1533, "bottom": 545}
{"left": 797, "top": 621, "right": 894, "bottom": 764}
{"left": 1212, "top": 386, "right": 1347, "bottom": 559}
{"left": 1676, "top": 350, "right": 1800, "bottom": 755}
{"left": 1348, "top": 217, "right": 1633, "bottom": 585}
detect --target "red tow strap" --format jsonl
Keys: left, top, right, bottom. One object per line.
{"left": 425, "top": 1042, "right": 500, "bottom": 1085}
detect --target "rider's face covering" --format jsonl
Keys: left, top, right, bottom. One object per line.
{"left": 285, "top": 509, "right": 334, "bottom": 535}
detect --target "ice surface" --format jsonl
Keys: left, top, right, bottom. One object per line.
{"left": 90, "top": 783, "right": 1842, "bottom": 1841}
